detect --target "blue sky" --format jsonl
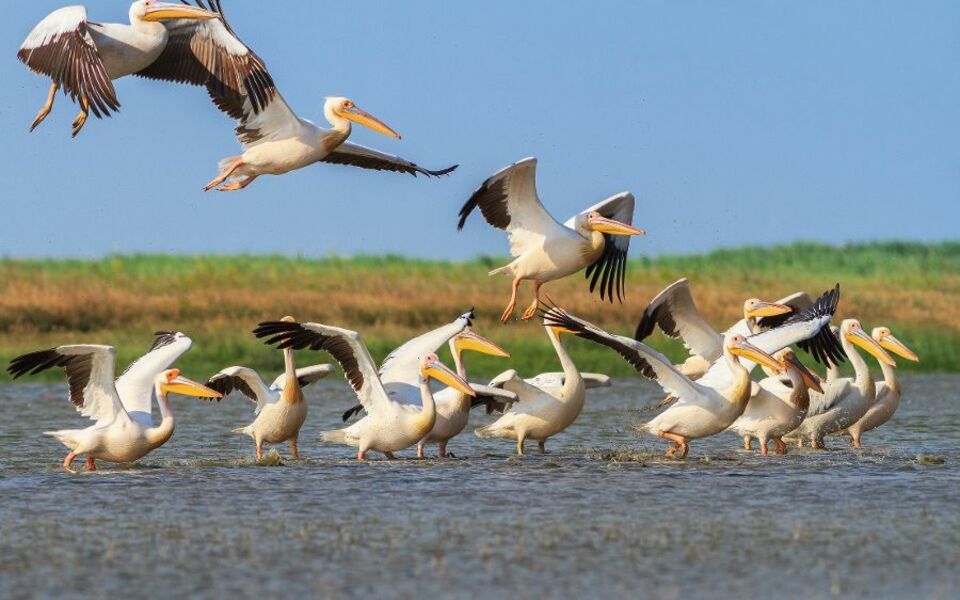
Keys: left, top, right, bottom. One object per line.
{"left": 2, "top": 1, "right": 957, "bottom": 259}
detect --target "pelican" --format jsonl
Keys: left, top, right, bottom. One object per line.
{"left": 7, "top": 345, "right": 220, "bottom": 471}
{"left": 728, "top": 349, "right": 822, "bottom": 455}
{"left": 474, "top": 316, "right": 586, "bottom": 455}
{"left": 634, "top": 278, "right": 808, "bottom": 379}
{"left": 789, "top": 319, "right": 896, "bottom": 449}
{"left": 254, "top": 319, "right": 474, "bottom": 460}
{"left": 16, "top": 1, "right": 244, "bottom": 136}
{"left": 541, "top": 307, "right": 784, "bottom": 459}
{"left": 204, "top": 317, "right": 335, "bottom": 461}
{"left": 843, "top": 327, "right": 919, "bottom": 447}
{"left": 457, "top": 158, "right": 644, "bottom": 322}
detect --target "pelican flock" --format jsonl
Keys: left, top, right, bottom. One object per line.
{"left": 9, "top": 1, "right": 925, "bottom": 472}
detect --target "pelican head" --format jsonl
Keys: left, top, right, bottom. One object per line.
{"left": 743, "top": 298, "right": 792, "bottom": 320}
{"left": 135, "top": 1, "right": 220, "bottom": 22}
{"left": 776, "top": 349, "right": 823, "bottom": 393}
{"left": 324, "top": 97, "right": 400, "bottom": 139}
{"left": 157, "top": 369, "right": 223, "bottom": 399}
{"left": 725, "top": 334, "right": 783, "bottom": 372}
{"left": 421, "top": 353, "right": 475, "bottom": 396}
{"left": 583, "top": 211, "right": 645, "bottom": 237}
{"left": 453, "top": 329, "right": 511, "bottom": 358}
{"left": 871, "top": 327, "right": 919, "bottom": 363}
{"left": 842, "top": 319, "right": 896, "bottom": 366}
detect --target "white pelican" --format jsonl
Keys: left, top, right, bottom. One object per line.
{"left": 843, "top": 327, "right": 919, "bottom": 446}
{"left": 633, "top": 278, "right": 811, "bottom": 379}
{"left": 728, "top": 349, "right": 822, "bottom": 455}
{"left": 7, "top": 346, "right": 220, "bottom": 471}
{"left": 789, "top": 319, "right": 895, "bottom": 449}
{"left": 457, "top": 158, "right": 644, "bottom": 322}
{"left": 204, "top": 317, "right": 334, "bottom": 461}
{"left": 254, "top": 319, "right": 475, "bottom": 460}
{"left": 542, "top": 307, "right": 784, "bottom": 459}
{"left": 474, "top": 317, "right": 586, "bottom": 455}
{"left": 17, "top": 1, "right": 238, "bottom": 136}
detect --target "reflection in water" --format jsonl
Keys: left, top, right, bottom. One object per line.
{"left": 0, "top": 376, "right": 957, "bottom": 598}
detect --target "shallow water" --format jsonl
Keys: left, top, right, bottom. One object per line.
{"left": 0, "top": 375, "right": 957, "bottom": 599}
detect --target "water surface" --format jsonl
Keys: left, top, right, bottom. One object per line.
{"left": 1, "top": 376, "right": 957, "bottom": 599}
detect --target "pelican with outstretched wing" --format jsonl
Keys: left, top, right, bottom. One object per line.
{"left": 17, "top": 1, "right": 235, "bottom": 136}
{"left": 457, "top": 158, "right": 645, "bottom": 322}
{"left": 8, "top": 344, "right": 220, "bottom": 471}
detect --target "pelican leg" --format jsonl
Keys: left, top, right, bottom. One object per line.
{"left": 384, "top": 451, "right": 397, "bottom": 460}
{"left": 760, "top": 440, "right": 769, "bottom": 456}
{"left": 438, "top": 441, "right": 448, "bottom": 458}
{"left": 538, "top": 440, "right": 546, "bottom": 454}
{"left": 217, "top": 175, "right": 258, "bottom": 192}
{"left": 774, "top": 438, "right": 787, "bottom": 455}
{"left": 743, "top": 435, "right": 753, "bottom": 451}
{"left": 516, "top": 436, "right": 525, "bottom": 455}
{"left": 30, "top": 82, "right": 59, "bottom": 132}
{"left": 850, "top": 434, "right": 862, "bottom": 448}
{"left": 203, "top": 158, "right": 244, "bottom": 191}
{"left": 71, "top": 94, "right": 89, "bottom": 138}
{"left": 63, "top": 452, "right": 77, "bottom": 473}
{"left": 86, "top": 456, "right": 97, "bottom": 471}
{"left": 416, "top": 444, "right": 425, "bottom": 459}
{"left": 501, "top": 278, "right": 522, "bottom": 323}
{"left": 290, "top": 437, "right": 300, "bottom": 460}
{"left": 521, "top": 281, "right": 543, "bottom": 321}
{"left": 658, "top": 431, "right": 689, "bottom": 459}
{"left": 357, "top": 449, "right": 367, "bottom": 461}
{"left": 255, "top": 441, "right": 263, "bottom": 462}
{"left": 811, "top": 435, "right": 825, "bottom": 450}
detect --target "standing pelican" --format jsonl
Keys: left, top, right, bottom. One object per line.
{"left": 843, "top": 327, "right": 918, "bottom": 447}
{"left": 634, "top": 278, "right": 805, "bottom": 379}
{"left": 728, "top": 349, "right": 822, "bottom": 455}
{"left": 205, "top": 317, "right": 334, "bottom": 461}
{"left": 474, "top": 316, "right": 586, "bottom": 455}
{"left": 254, "top": 319, "right": 474, "bottom": 460}
{"left": 17, "top": 1, "right": 235, "bottom": 136}
{"left": 8, "top": 346, "right": 220, "bottom": 471}
{"left": 457, "top": 158, "right": 644, "bottom": 321}
{"left": 789, "top": 319, "right": 895, "bottom": 449}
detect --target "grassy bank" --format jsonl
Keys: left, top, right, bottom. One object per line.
{"left": 0, "top": 241, "right": 957, "bottom": 383}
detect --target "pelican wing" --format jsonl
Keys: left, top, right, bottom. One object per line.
{"left": 755, "top": 291, "right": 814, "bottom": 331}
{"left": 135, "top": 1, "right": 276, "bottom": 115}
{"left": 321, "top": 142, "right": 458, "bottom": 177}
{"left": 206, "top": 366, "right": 274, "bottom": 414}
{"left": 378, "top": 310, "right": 473, "bottom": 387}
{"left": 805, "top": 378, "right": 853, "bottom": 416}
{"left": 114, "top": 332, "right": 193, "bottom": 422}
{"left": 565, "top": 192, "right": 636, "bottom": 302}
{"left": 634, "top": 278, "right": 723, "bottom": 362}
{"left": 469, "top": 384, "right": 519, "bottom": 414}
{"left": 524, "top": 372, "right": 611, "bottom": 389}
{"left": 8, "top": 345, "right": 125, "bottom": 424}
{"left": 456, "top": 158, "right": 568, "bottom": 258}
{"left": 269, "top": 364, "right": 336, "bottom": 392}
{"left": 254, "top": 321, "right": 390, "bottom": 414}
{"left": 17, "top": 6, "right": 119, "bottom": 118}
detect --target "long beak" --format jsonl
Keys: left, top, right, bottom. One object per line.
{"left": 847, "top": 329, "right": 896, "bottom": 366}
{"left": 425, "top": 360, "right": 476, "bottom": 397}
{"left": 142, "top": 3, "right": 220, "bottom": 22}
{"left": 455, "top": 330, "right": 510, "bottom": 358}
{"left": 163, "top": 376, "right": 224, "bottom": 399}
{"left": 878, "top": 334, "right": 919, "bottom": 362}
{"left": 589, "top": 216, "right": 645, "bottom": 237}
{"left": 338, "top": 106, "right": 401, "bottom": 139}
{"left": 746, "top": 302, "right": 792, "bottom": 319}
{"left": 783, "top": 354, "right": 823, "bottom": 394}
{"left": 730, "top": 340, "right": 783, "bottom": 373}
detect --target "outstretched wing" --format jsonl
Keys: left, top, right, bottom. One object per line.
{"left": 270, "top": 364, "right": 336, "bottom": 392}
{"left": 18, "top": 6, "right": 120, "bottom": 118}
{"left": 634, "top": 278, "right": 723, "bottom": 362}
{"left": 8, "top": 345, "right": 125, "bottom": 424}
{"left": 457, "top": 158, "right": 568, "bottom": 258}
{"left": 115, "top": 331, "right": 193, "bottom": 423}
{"left": 378, "top": 310, "right": 473, "bottom": 387}
{"left": 321, "top": 142, "right": 458, "bottom": 178}
{"left": 254, "top": 320, "right": 390, "bottom": 414}
{"left": 566, "top": 192, "right": 636, "bottom": 302}
{"left": 206, "top": 366, "right": 274, "bottom": 414}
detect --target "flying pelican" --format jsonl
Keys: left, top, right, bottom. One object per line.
{"left": 542, "top": 307, "right": 783, "bottom": 459}
{"left": 474, "top": 316, "right": 586, "bottom": 455}
{"left": 843, "top": 327, "right": 919, "bottom": 446}
{"left": 204, "top": 317, "right": 334, "bottom": 461}
{"left": 17, "top": 1, "right": 234, "bottom": 136}
{"left": 7, "top": 346, "right": 220, "bottom": 471}
{"left": 254, "top": 319, "right": 474, "bottom": 460}
{"left": 728, "top": 349, "right": 822, "bottom": 455}
{"left": 634, "top": 278, "right": 806, "bottom": 379}
{"left": 457, "top": 158, "right": 645, "bottom": 322}
{"left": 788, "top": 319, "right": 895, "bottom": 449}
